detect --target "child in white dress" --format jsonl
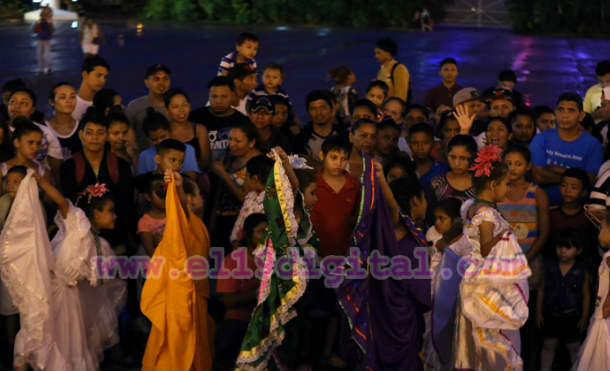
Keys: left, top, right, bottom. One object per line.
{"left": 0, "top": 169, "right": 63, "bottom": 370}
{"left": 0, "top": 167, "right": 125, "bottom": 370}
{"left": 454, "top": 145, "right": 531, "bottom": 371}
{"left": 424, "top": 197, "right": 471, "bottom": 370}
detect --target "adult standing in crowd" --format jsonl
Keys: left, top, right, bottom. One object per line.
{"left": 73, "top": 56, "right": 110, "bottom": 121}
{"left": 375, "top": 37, "right": 410, "bottom": 103}
{"left": 424, "top": 58, "right": 462, "bottom": 113}
{"left": 126, "top": 64, "right": 172, "bottom": 151}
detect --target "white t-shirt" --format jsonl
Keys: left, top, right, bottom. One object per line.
{"left": 81, "top": 23, "right": 99, "bottom": 45}
{"left": 233, "top": 96, "right": 248, "bottom": 116}
{"left": 72, "top": 95, "right": 93, "bottom": 122}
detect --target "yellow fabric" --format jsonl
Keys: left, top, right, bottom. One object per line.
{"left": 141, "top": 180, "right": 214, "bottom": 371}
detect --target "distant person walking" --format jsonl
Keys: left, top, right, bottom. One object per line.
{"left": 421, "top": 8, "right": 433, "bottom": 31}
{"left": 33, "top": 6, "right": 54, "bottom": 74}
{"left": 79, "top": 15, "right": 103, "bottom": 57}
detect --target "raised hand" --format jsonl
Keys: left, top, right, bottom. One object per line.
{"left": 453, "top": 104, "right": 475, "bottom": 134}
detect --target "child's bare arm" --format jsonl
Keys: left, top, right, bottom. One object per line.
{"left": 374, "top": 161, "right": 399, "bottom": 225}
{"left": 211, "top": 161, "right": 246, "bottom": 202}
{"left": 528, "top": 188, "right": 550, "bottom": 261}
{"left": 602, "top": 293, "right": 610, "bottom": 318}
{"left": 164, "top": 170, "right": 189, "bottom": 212}
{"left": 479, "top": 221, "right": 507, "bottom": 257}
{"left": 140, "top": 232, "right": 156, "bottom": 257}
{"left": 33, "top": 170, "right": 69, "bottom": 219}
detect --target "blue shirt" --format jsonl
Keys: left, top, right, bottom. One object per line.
{"left": 136, "top": 144, "right": 199, "bottom": 176}
{"left": 419, "top": 160, "right": 448, "bottom": 187}
{"left": 217, "top": 51, "right": 257, "bottom": 76}
{"left": 530, "top": 128, "right": 603, "bottom": 204}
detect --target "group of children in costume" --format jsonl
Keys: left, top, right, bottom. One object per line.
{"left": 0, "top": 29, "right": 608, "bottom": 371}
{"left": 0, "top": 165, "right": 125, "bottom": 370}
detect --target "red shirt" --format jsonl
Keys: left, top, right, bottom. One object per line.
{"left": 215, "top": 249, "right": 258, "bottom": 321}
{"left": 311, "top": 171, "right": 361, "bottom": 257}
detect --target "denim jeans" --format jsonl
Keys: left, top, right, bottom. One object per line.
{"left": 37, "top": 39, "right": 51, "bottom": 70}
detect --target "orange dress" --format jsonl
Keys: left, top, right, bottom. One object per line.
{"left": 141, "top": 180, "right": 215, "bottom": 371}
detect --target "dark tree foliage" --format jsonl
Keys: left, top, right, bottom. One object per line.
{"left": 505, "top": 0, "right": 609, "bottom": 36}
{"left": 143, "top": 0, "right": 448, "bottom": 28}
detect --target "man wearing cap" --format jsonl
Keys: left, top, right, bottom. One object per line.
{"left": 248, "top": 96, "right": 292, "bottom": 153}
{"left": 294, "top": 90, "right": 348, "bottom": 160}
{"left": 375, "top": 37, "right": 410, "bottom": 102}
{"left": 228, "top": 63, "right": 257, "bottom": 116}
{"left": 453, "top": 87, "right": 488, "bottom": 135}
{"left": 487, "top": 88, "right": 516, "bottom": 119}
{"left": 125, "top": 64, "right": 171, "bottom": 151}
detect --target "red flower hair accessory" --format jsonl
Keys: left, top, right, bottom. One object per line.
{"left": 469, "top": 145, "right": 503, "bottom": 177}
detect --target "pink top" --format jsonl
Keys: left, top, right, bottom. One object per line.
{"left": 137, "top": 213, "right": 166, "bottom": 235}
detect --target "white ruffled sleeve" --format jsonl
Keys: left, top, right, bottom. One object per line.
{"left": 51, "top": 201, "right": 97, "bottom": 286}
{"left": 469, "top": 206, "right": 497, "bottom": 228}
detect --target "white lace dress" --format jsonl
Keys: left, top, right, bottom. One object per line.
{"left": 454, "top": 199, "right": 531, "bottom": 371}
{"left": 51, "top": 202, "right": 127, "bottom": 369}
{"left": 0, "top": 170, "right": 65, "bottom": 370}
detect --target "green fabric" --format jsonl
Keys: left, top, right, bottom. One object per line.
{"left": 235, "top": 161, "right": 317, "bottom": 371}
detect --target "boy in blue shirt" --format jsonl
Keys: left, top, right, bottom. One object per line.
{"left": 408, "top": 122, "right": 448, "bottom": 186}
{"left": 136, "top": 109, "right": 199, "bottom": 179}
{"left": 530, "top": 92, "right": 603, "bottom": 205}
{"left": 217, "top": 32, "right": 258, "bottom": 76}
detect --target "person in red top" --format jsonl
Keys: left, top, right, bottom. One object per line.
{"left": 311, "top": 135, "right": 360, "bottom": 258}
{"left": 215, "top": 213, "right": 266, "bottom": 371}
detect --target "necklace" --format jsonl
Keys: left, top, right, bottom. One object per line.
{"left": 474, "top": 198, "right": 497, "bottom": 209}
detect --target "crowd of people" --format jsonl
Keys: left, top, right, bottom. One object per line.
{"left": 0, "top": 29, "right": 609, "bottom": 371}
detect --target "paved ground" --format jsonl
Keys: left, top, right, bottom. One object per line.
{"left": 0, "top": 20, "right": 608, "bottom": 120}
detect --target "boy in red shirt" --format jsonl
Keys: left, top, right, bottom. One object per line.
{"left": 311, "top": 135, "right": 360, "bottom": 258}
{"left": 310, "top": 135, "right": 360, "bottom": 367}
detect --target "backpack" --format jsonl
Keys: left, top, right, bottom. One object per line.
{"left": 390, "top": 61, "right": 413, "bottom": 104}
{"left": 73, "top": 151, "right": 119, "bottom": 185}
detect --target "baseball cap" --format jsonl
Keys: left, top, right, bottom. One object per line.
{"left": 228, "top": 63, "right": 257, "bottom": 81}
{"left": 453, "top": 88, "right": 481, "bottom": 106}
{"left": 486, "top": 88, "right": 514, "bottom": 103}
{"left": 145, "top": 64, "right": 172, "bottom": 78}
{"left": 248, "top": 96, "right": 274, "bottom": 113}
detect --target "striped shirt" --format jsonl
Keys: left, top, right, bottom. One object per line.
{"left": 498, "top": 183, "right": 539, "bottom": 253}
{"left": 217, "top": 51, "right": 257, "bottom": 76}
{"left": 246, "top": 84, "right": 292, "bottom": 106}
{"left": 589, "top": 160, "right": 610, "bottom": 208}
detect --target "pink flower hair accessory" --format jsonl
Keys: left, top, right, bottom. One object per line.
{"left": 76, "top": 183, "right": 110, "bottom": 205}
{"left": 85, "top": 183, "right": 109, "bottom": 198}
{"left": 469, "top": 145, "right": 503, "bottom": 177}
